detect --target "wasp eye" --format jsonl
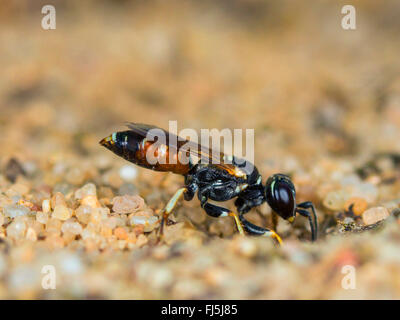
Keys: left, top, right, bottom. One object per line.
{"left": 265, "top": 174, "right": 296, "bottom": 220}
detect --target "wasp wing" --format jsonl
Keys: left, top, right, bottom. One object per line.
{"left": 126, "top": 122, "right": 223, "bottom": 163}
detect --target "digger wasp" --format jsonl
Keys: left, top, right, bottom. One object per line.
{"left": 100, "top": 123, "right": 318, "bottom": 244}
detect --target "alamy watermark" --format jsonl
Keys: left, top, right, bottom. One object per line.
{"left": 341, "top": 265, "right": 356, "bottom": 290}
{"left": 41, "top": 4, "right": 356, "bottom": 32}
{"left": 341, "top": 5, "right": 356, "bottom": 30}
{"left": 41, "top": 5, "right": 56, "bottom": 30}
{"left": 41, "top": 265, "right": 56, "bottom": 289}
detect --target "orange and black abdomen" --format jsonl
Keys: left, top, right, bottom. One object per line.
{"left": 100, "top": 129, "right": 190, "bottom": 175}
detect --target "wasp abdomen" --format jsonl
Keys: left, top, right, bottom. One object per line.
{"left": 100, "top": 130, "right": 190, "bottom": 175}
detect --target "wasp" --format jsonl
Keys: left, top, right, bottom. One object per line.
{"left": 100, "top": 123, "right": 318, "bottom": 244}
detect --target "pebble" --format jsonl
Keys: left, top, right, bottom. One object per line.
{"left": 232, "top": 237, "right": 258, "bottom": 258}
{"left": 42, "top": 199, "right": 51, "bottom": 213}
{"left": 81, "top": 195, "right": 101, "bottom": 208}
{"left": 65, "top": 167, "right": 85, "bottom": 185}
{"left": 362, "top": 207, "right": 390, "bottom": 225}
{"left": 127, "top": 232, "right": 137, "bottom": 244}
{"left": 101, "top": 224, "right": 113, "bottom": 237}
{"left": 133, "top": 224, "right": 145, "bottom": 235}
{"left": 46, "top": 218, "right": 62, "bottom": 234}
{"left": 344, "top": 197, "right": 368, "bottom": 216}
{"left": 51, "top": 192, "right": 67, "bottom": 209}
{"left": 81, "top": 227, "right": 96, "bottom": 240}
{"left": 75, "top": 183, "right": 97, "bottom": 199}
{"left": 7, "top": 182, "right": 30, "bottom": 196}
{"left": 91, "top": 207, "right": 110, "bottom": 225}
{"left": 63, "top": 231, "right": 78, "bottom": 244}
{"left": 114, "top": 227, "right": 128, "bottom": 240}
{"left": 7, "top": 220, "right": 27, "bottom": 239}
{"left": 75, "top": 205, "right": 92, "bottom": 224}
{"left": 102, "top": 216, "right": 119, "bottom": 230}
{"left": 323, "top": 190, "right": 348, "bottom": 211}
{"left": 61, "top": 219, "right": 83, "bottom": 235}
{"left": 30, "top": 221, "right": 43, "bottom": 235}
{"left": 103, "top": 169, "right": 124, "bottom": 188}
{"left": 0, "top": 195, "right": 13, "bottom": 207}
{"left": 98, "top": 186, "right": 114, "bottom": 199}
{"left": 45, "top": 234, "right": 65, "bottom": 249}
{"left": 112, "top": 195, "right": 145, "bottom": 214}
{"left": 36, "top": 211, "right": 49, "bottom": 224}
{"left": 3, "top": 204, "right": 30, "bottom": 218}
{"left": 136, "top": 234, "right": 148, "bottom": 247}
{"left": 119, "top": 165, "right": 138, "bottom": 181}
{"left": 90, "top": 208, "right": 103, "bottom": 224}
{"left": 130, "top": 215, "right": 159, "bottom": 232}
{"left": 26, "top": 227, "right": 37, "bottom": 241}
{"left": 18, "top": 199, "right": 35, "bottom": 210}
{"left": 53, "top": 205, "right": 72, "bottom": 221}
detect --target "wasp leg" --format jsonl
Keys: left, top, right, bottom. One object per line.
{"left": 297, "top": 201, "right": 318, "bottom": 241}
{"left": 239, "top": 214, "right": 283, "bottom": 245}
{"left": 157, "top": 187, "right": 187, "bottom": 241}
{"left": 202, "top": 202, "right": 245, "bottom": 235}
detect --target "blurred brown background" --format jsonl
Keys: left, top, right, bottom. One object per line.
{"left": 1, "top": 0, "right": 400, "bottom": 165}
